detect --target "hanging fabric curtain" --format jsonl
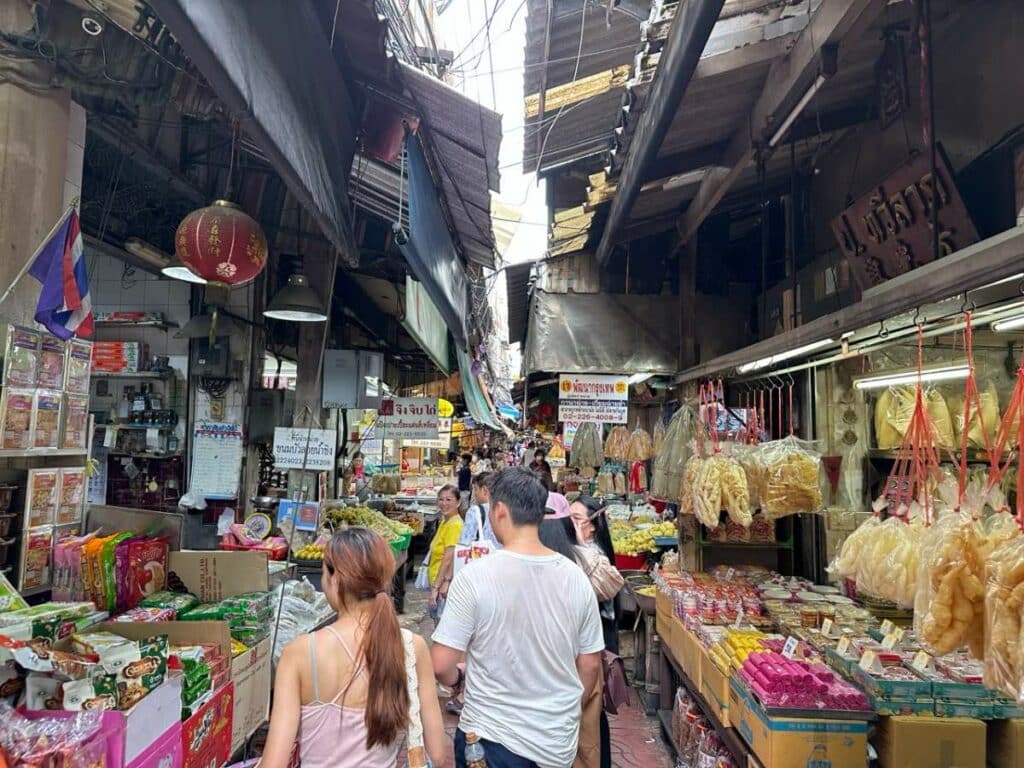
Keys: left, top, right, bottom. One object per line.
{"left": 457, "top": 347, "right": 502, "bottom": 432}
{"left": 399, "top": 135, "right": 470, "bottom": 351}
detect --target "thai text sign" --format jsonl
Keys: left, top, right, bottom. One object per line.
{"left": 273, "top": 428, "right": 336, "bottom": 471}
{"left": 558, "top": 374, "right": 628, "bottom": 424}
{"left": 379, "top": 398, "right": 440, "bottom": 440}
{"left": 831, "top": 144, "right": 978, "bottom": 292}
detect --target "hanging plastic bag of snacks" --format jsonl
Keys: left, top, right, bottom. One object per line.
{"left": 604, "top": 425, "right": 631, "bottom": 462}
{"left": 652, "top": 418, "right": 667, "bottom": 458}
{"left": 626, "top": 423, "right": 653, "bottom": 462}
{"left": 652, "top": 406, "right": 694, "bottom": 501}
{"left": 572, "top": 421, "right": 605, "bottom": 467}
{"left": 759, "top": 437, "right": 823, "bottom": 519}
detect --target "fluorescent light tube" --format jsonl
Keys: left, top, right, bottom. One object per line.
{"left": 737, "top": 338, "right": 836, "bottom": 374}
{"left": 769, "top": 74, "right": 827, "bottom": 148}
{"left": 628, "top": 373, "right": 653, "bottom": 385}
{"left": 853, "top": 363, "right": 970, "bottom": 390}
{"left": 992, "top": 315, "right": 1024, "bottom": 332}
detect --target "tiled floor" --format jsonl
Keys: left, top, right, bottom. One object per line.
{"left": 400, "top": 588, "right": 673, "bottom": 768}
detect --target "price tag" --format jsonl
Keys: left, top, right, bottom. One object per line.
{"left": 879, "top": 619, "right": 895, "bottom": 636}
{"left": 859, "top": 649, "right": 883, "bottom": 674}
{"left": 725, "top": 567, "right": 735, "bottom": 581}
{"left": 836, "top": 636, "right": 852, "bottom": 656}
{"left": 820, "top": 618, "right": 834, "bottom": 637}
{"left": 733, "top": 608, "right": 744, "bottom": 629}
{"left": 782, "top": 636, "right": 799, "bottom": 660}
{"left": 881, "top": 633, "right": 899, "bottom": 650}
{"left": 911, "top": 650, "right": 933, "bottom": 673}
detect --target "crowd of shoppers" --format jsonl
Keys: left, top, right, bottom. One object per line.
{"left": 265, "top": 465, "right": 626, "bottom": 768}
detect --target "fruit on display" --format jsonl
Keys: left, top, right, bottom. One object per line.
{"left": 915, "top": 512, "right": 1019, "bottom": 657}
{"left": 572, "top": 422, "right": 605, "bottom": 467}
{"left": 604, "top": 425, "right": 631, "bottom": 462}
{"left": 370, "top": 473, "right": 401, "bottom": 495}
{"left": 830, "top": 516, "right": 923, "bottom": 608}
{"left": 294, "top": 542, "right": 325, "bottom": 560}
{"left": 322, "top": 505, "right": 413, "bottom": 543}
{"left": 652, "top": 406, "right": 694, "bottom": 502}
{"left": 611, "top": 520, "right": 676, "bottom": 555}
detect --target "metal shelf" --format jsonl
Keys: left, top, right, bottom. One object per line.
{"left": 95, "top": 320, "right": 178, "bottom": 331}
{"left": 699, "top": 538, "right": 794, "bottom": 550}
{"left": 92, "top": 371, "right": 176, "bottom": 380}
{"left": 97, "top": 424, "right": 175, "bottom": 431}
{"left": 0, "top": 448, "right": 88, "bottom": 458}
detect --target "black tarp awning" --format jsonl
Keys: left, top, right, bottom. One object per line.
{"left": 150, "top": 0, "right": 359, "bottom": 265}
{"left": 525, "top": 289, "right": 680, "bottom": 374}
{"left": 399, "top": 134, "right": 470, "bottom": 351}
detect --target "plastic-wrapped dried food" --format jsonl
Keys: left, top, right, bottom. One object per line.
{"left": 652, "top": 419, "right": 666, "bottom": 458}
{"left": 984, "top": 535, "right": 1024, "bottom": 701}
{"left": 613, "top": 472, "right": 627, "bottom": 495}
{"left": 829, "top": 516, "right": 922, "bottom": 608}
{"left": 946, "top": 380, "right": 1000, "bottom": 450}
{"left": 596, "top": 469, "right": 615, "bottom": 496}
{"left": 719, "top": 456, "right": 752, "bottom": 527}
{"left": 626, "top": 425, "right": 653, "bottom": 461}
{"left": 760, "top": 438, "right": 823, "bottom": 518}
{"left": 734, "top": 444, "right": 766, "bottom": 511}
{"left": 652, "top": 406, "right": 694, "bottom": 501}
{"left": 876, "top": 386, "right": 955, "bottom": 450}
{"left": 915, "top": 512, "right": 1019, "bottom": 657}
{"left": 572, "top": 421, "right": 605, "bottom": 467}
{"left": 693, "top": 456, "right": 725, "bottom": 529}
{"left": 680, "top": 455, "right": 701, "bottom": 516}
{"left": 604, "top": 425, "right": 631, "bottom": 462}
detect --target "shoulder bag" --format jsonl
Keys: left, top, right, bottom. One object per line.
{"left": 577, "top": 545, "right": 625, "bottom": 602}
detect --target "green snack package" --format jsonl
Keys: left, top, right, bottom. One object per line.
{"left": 101, "top": 533, "right": 133, "bottom": 613}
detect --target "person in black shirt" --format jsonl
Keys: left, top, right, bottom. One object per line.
{"left": 457, "top": 453, "right": 473, "bottom": 508}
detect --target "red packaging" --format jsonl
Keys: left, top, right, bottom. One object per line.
{"left": 127, "top": 537, "right": 169, "bottom": 608}
{"left": 182, "top": 682, "right": 233, "bottom": 768}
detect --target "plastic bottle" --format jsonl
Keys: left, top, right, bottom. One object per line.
{"left": 464, "top": 732, "right": 487, "bottom": 767}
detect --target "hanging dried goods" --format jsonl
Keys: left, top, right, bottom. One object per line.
{"left": 652, "top": 406, "right": 694, "bottom": 501}
{"left": 626, "top": 424, "right": 653, "bottom": 462}
{"left": 760, "top": 438, "right": 823, "bottom": 518}
{"left": 604, "top": 425, "right": 631, "bottom": 462}
{"left": 652, "top": 418, "right": 666, "bottom": 458}
{"left": 572, "top": 421, "right": 605, "bottom": 467}
{"left": 829, "top": 515, "right": 923, "bottom": 608}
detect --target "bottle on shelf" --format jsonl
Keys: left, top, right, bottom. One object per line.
{"left": 464, "top": 732, "right": 486, "bottom": 768}
{"left": 117, "top": 391, "right": 132, "bottom": 421}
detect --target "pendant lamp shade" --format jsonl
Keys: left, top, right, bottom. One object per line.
{"left": 264, "top": 272, "right": 327, "bottom": 322}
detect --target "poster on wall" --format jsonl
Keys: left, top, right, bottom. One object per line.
{"left": 562, "top": 421, "right": 581, "bottom": 449}
{"left": 273, "top": 427, "right": 336, "bottom": 471}
{"left": 378, "top": 398, "right": 440, "bottom": 440}
{"left": 557, "top": 374, "right": 628, "bottom": 424}
{"left": 190, "top": 422, "right": 244, "bottom": 499}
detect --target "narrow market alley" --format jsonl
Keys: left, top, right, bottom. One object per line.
{"left": 400, "top": 588, "right": 674, "bottom": 768}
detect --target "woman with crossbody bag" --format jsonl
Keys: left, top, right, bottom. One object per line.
{"left": 259, "top": 528, "right": 447, "bottom": 768}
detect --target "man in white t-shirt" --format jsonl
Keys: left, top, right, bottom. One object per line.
{"left": 432, "top": 466, "right": 604, "bottom": 768}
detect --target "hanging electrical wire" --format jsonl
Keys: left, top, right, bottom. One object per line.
{"left": 535, "top": 2, "right": 589, "bottom": 174}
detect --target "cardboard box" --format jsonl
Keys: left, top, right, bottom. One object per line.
{"left": 128, "top": 721, "right": 182, "bottom": 768}
{"left": 183, "top": 682, "right": 234, "bottom": 768}
{"left": 989, "top": 719, "right": 1024, "bottom": 768}
{"left": 95, "top": 620, "right": 233, "bottom": 665}
{"left": 678, "top": 625, "right": 702, "bottom": 691}
{"left": 168, "top": 550, "right": 270, "bottom": 602}
{"left": 91, "top": 341, "right": 146, "bottom": 373}
{"left": 875, "top": 715, "right": 985, "bottom": 768}
{"left": 231, "top": 637, "right": 272, "bottom": 753}
{"left": 700, "top": 645, "right": 731, "bottom": 727}
{"left": 730, "top": 678, "right": 868, "bottom": 768}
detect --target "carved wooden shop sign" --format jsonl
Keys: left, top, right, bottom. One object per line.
{"left": 831, "top": 144, "right": 979, "bottom": 291}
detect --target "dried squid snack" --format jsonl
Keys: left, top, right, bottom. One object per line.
{"left": 626, "top": 425, "right": 653, "bottom": 462}
{"left": 984, "top": 535, "right": 1024, "bottom": 700}
{"left": 680, "top": 455, "right": 702, "bottom": 517}
{"left": 760, "top": 437, "right": 823, "bottom": 519}
{"left": 572, "top": 421, "right": 605, "bottom": 467}
{"left": 719, "top": 455, "right": 751, "bottom": 527}
{"left": 653, "top": 406, "right": 694, "bottom": 501}
{"left": 652, "top": 419, "right": 666, "bottom": 458}
{"left": 693, "top": 455, "right": 725, "bottom": 529}
{"left": 829, "top": 516, "right": 922, "bottom": 607}
{"left": 604, "top": 425, "right": 631, "bottom": 462}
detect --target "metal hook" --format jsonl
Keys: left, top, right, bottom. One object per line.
{"left": 786, "top": 371, "right": 795, "bottom": 386}
{"left": 912, "top": 306, "right": 923, "bottom": 328}
{"left": 878, "top": 320, "right": 889, "bottom": 339}
{"left": 960, "top": 293, "right": 977, "bottom": 314}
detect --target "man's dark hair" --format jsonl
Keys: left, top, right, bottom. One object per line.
{"left": 473, "top": 471, "right": 493, "bottom": 488}
{"left": 462, "top": 453, "right": 473, "bottom": 462}
{"left": 534, "top": 449, "right": 546, "bottom": 459}
{"left": 490, "top": 467, "right": 547, "bottom": 527}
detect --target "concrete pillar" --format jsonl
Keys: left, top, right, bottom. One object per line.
{"left": 0, "top": 3, "right": 72, "bottom": 329}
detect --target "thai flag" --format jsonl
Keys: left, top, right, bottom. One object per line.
{"left": 28, "top": 208, "right": 94, "bottom": 339}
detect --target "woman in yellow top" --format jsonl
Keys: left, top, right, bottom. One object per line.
{"left": 428, "top": 484, "right": 462, "bottom": 621}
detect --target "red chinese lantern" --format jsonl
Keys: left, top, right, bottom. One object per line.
{"left": 174, "top": 199, "right": 268, "bottom": 295}
{"left": 174, "top": 199, "right": 268, "bottom": 340}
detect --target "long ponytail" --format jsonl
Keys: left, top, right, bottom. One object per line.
{"left": 323, "top": 528, "right": 410, "bottom": 748}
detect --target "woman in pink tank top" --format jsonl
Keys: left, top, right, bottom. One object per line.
{"left": 260, "top": 528, "right": 447, "bottom": 768}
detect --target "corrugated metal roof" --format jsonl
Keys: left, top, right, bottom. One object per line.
{"left": 505, "top": 261, "right": 535, "bottom": 345}
{"left": 522, "top": 0, "right": 648, "bottom": 174}
{"left": 400, "top": 62, "right": 502, "bottom": 269}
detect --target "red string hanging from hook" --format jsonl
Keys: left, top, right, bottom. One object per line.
{"left": 788, "top": 382, "right": 795, "bottom": 437}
